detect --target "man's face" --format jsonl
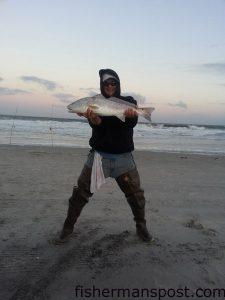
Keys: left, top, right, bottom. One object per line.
{"left": 103, "top": 79, "right": 117, "bottom": 97}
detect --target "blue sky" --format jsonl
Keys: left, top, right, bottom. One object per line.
{"left": 0, "top": 0, "right": 225, "bottom": 125}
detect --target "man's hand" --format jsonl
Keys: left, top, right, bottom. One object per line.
{"left": 124, "top": 107, "right": 138, "bottom": 118}
{"left": 77, "top": 108, "right": 101, "bottom": 125}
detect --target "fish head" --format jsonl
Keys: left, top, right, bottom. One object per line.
{"left": 67, "top": 98, "right": 90, "bottom": 113}
{"left": 67, "top": 103, "right": 74, "bottom": 112}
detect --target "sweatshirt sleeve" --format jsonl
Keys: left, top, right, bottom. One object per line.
{"left": 123, "top": 96, "right": 138, "bottom": 128}
{"left": 88, "top": 117, "right": 104, "bottom": 129}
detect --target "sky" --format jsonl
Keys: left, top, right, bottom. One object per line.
{"left": 0, "top": 0, "right": 225, "bottom": 125}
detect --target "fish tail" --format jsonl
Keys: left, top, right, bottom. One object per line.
{"left": 138, "top": 107, "right": 155, "bottom": 122}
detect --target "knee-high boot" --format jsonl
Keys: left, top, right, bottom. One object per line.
{"left": 62, "top": 186, "right": 88, "bottom": 232}
{"left": 116, "top": 168, "right": 153, "bottom": 242}
{"left": 57, "top": 165, "right": 93, "bottom": 242}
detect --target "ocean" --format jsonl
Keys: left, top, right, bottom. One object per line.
{"left": 0, "top": 114, "right": 225, "bottom": 155}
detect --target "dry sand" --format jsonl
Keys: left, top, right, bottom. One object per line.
{"left": 0, "top": 145, "right": 225, "bottom": 300}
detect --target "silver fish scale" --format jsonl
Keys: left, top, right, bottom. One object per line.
{"left": 67, "top": 94, "right": 154, "bottom": 122}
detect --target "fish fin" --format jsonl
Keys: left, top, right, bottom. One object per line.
{"left": 108, "top": 97, "right": 137, "bottom": 108}
{"left": 138, "top": 107, "right": 155, "bottom": 122}
{"left": 116, "top": 114, "right": 126, "bottom": 122}
{"left": 88, "top": 104, "right": 100, "bottom": 110}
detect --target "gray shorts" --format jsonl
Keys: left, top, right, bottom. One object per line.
{"left": 85, "top": 151, "right": 136, "bottom": 178}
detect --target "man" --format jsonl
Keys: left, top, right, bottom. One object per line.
{"left": 56, "top": 68, "right": 153, "bottom": 243}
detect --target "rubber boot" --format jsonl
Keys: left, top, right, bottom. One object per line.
{"left": 116, "top": 168, "right": 153, "bottom": 242}
{"left": 55, "top": 165, "right": 93, "bottom": 244}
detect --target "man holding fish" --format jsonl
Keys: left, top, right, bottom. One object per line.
{"left": 56, "top": 69, "right": 154, "bottom": 243}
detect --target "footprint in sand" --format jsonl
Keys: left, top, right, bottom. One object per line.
{"left": 184, "top": 217, "right": 217, "bottom": 237}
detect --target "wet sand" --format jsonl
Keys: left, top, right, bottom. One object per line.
{"left": 0, "top": 145, "right": 225, "bottom": 300}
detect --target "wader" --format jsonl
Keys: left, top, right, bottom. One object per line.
{"left": 56, "top": 165, "right": 152, "bottom": 243}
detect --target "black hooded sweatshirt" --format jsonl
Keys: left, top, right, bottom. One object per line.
{"left": 88, "top": 69, "right": 138, "bottom": 154}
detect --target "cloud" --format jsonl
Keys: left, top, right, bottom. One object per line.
{"left": 0, "top": 77, "right": 3, "bottom": 81}
{"left": 168, "top": 100, "right": 187, "bottom": 109}
{"left": 79, "top": 87, "right": 99, "bottom": 96}
{"left": 199, "top": 63, "right": 225, "bottom": 74}
{"left": 0, "top": 87, "right": 30, "bottom": 96}
{"left": 20, "top": 76, "right": 59, "bottom": 90}
{"left": 210, "top": 43, "right": 225, "bottom": 48}
{"left": 54, "top": 93, "right": 76, "bottom": 104}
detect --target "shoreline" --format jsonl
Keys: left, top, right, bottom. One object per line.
{"left": 1, "top": 143, "right": 225, "bottom": 157}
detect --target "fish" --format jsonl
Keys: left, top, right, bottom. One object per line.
{"left": 67, "top": 94, "right": 155, "bottom": 122}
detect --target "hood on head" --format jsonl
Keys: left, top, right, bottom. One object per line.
{"left": 99, "top": 68, "right": 121, "bottom": 98}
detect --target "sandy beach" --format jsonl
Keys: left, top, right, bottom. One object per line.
{"left": 0, "top": 145, "right": 225, "bottom": 300}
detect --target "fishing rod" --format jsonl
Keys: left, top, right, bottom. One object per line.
{"left": 49, "top": 104, "right": 54, "bottom": 148}
{"left": 9, "top": 106, "right": 18, "bottom": 145}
